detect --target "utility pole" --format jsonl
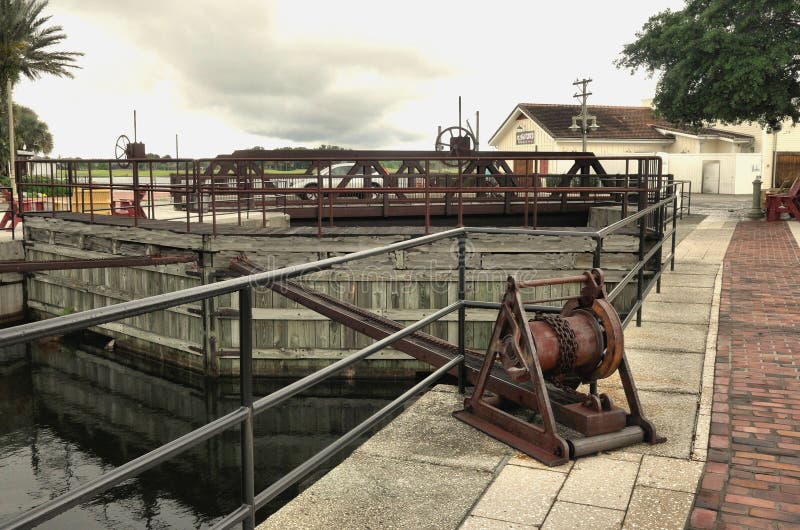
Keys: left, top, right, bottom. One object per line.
{"left": 569, "top": 78, "right": 599, "bottom": 152}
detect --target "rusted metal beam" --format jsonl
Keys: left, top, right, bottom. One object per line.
{"left": 227, "top": 257, "right": 629, "bottom": 438}
{"left": 0, "top": 255, "right": 196, "bottom": 273}
{"left": 228, "top": 256, "right": 539, "bottom": 406}
{"left": 209, "top": 149, "right": 580, "bottom": 161}
{"left": 228, "top": 256, "right": 664, "bottom": 465}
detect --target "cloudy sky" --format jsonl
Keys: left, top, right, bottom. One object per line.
{"left": 15, "top": 0, "right": 685, "bottom": 158}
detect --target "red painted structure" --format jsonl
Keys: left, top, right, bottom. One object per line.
{"left": 8, "top": 150, "right": 676, "bottom": 236}
{"left": 765, "top": 177, "right": 800, "bottom": 221}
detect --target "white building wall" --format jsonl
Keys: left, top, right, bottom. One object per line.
{"left": 713, "top": 122, "right": 764, "bottom": 152}
{"left": 494, "top": 117, "right": 558, "bottom": 152}
{"left": 735, "top": 155, "right": 762, "bottom": 192}
{"left": 664, "top": 153, "right": 760, "bottom": 194}
{"left": 669, "top": 135, "right": 700, "bottom": 154}
{"left": 726, "top": 121, "right": 800, "bottom": 186}
{"left": 776, "top": 123, "right": 800, "bottom": 151}
{"left": 490, "top": 111, "right": 760, "bottom": 193}
{"left": 556, "top": 140, "right": 671, "bottom": 154}
{"left": 495, "top": 146, "right": 757, "bottom": 194}
{"left": 700, "top": 140, "right": 740, "bottom": 154}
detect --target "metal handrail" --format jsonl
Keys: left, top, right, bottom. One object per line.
{"left": 252, "top": 355, "right": 464, "bottom": 513}
{"left": 16, "top": 154, "right": 676, "bottom": 235}
{"left": 0, "top": 178, "right": 679, "bottom": 528}
{"left": 251, "top": 302, "right": 461, "bottom": 415}
{"left": 0, "top": 190, "right": 675, "bottom": 348}
{"left": 6, "top": 407, "right": 250, "bottom": 529}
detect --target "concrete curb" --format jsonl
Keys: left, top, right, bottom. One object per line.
{"left": 691, "top": 263, "right": 723, "bottom": 463}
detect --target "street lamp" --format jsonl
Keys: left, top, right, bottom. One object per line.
{"left": 570, "top": 78, "right": 599, "bottom": 152}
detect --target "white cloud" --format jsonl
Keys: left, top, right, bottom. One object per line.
{"left": 17, "top": 0, "right": 684, "bottom": 157}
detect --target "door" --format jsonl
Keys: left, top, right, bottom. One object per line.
{"left": 702, "top": 161, "right": 720, "bottom": 193}
{"left": 776, "top": 153, "right": 800, "bottom": 188}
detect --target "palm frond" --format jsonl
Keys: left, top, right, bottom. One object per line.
{"left": 0, "top": 0, "right": 82, "bottom": 84}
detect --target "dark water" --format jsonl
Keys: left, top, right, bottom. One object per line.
{"left": 0, "top": 339, "right": 416, "bottom": 528}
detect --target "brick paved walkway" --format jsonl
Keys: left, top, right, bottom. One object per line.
{"left": 690, "top": 221, "right": 800, "bottom": 529}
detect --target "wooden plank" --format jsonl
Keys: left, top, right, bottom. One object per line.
{"left": 0, "top": 283, "right": 23, "bottom": 320}
{"left": 21, "top": 213, "right": 649, "bottom": 374}
{"left": 28, "top": 272, "right": 201, "bottom": 319}
{"left": 24, "top": 216, "right": 206, "bottom": 250}
{"left": 27, "top": 300, "right": 203, "bottom": 354}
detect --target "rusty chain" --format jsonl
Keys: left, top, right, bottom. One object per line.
{"left": 534, "top": 313, "right": 578, "bottom": 374}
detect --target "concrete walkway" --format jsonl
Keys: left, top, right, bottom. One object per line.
{"left": 262, "top": 199, "right": 751, "bottom": 530}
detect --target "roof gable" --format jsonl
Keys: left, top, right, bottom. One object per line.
{"left": 520, "top": 104, "right": 669, "bottom": 140}
{"left": 653, "top": 124, "right": 754, "bottom": 142}
{"left": 489, "top": 104, "right": 756, "bottom": 145}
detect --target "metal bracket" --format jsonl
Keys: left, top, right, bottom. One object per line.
{"left": 454, "top": 277, "right": 570, "bottom": 466}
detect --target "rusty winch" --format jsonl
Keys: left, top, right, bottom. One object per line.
{"left": 454, "top": 269, "right": 664, "bottom": 466}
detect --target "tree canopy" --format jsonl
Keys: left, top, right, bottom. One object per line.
{"left": 0, "top": 0, "right": 81, "bottom": 181}
{"left": 0, "top": 0, "right": 81, "bottom": 88}
{"left": 617, "top": 0, "right": 800, "bottom": 130}
{"left": 0, "top": 103, "right": 52, "bottom": 154}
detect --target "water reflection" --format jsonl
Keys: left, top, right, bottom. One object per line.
{"left": 0, "top": 340, "right": 415, "bottom": 528}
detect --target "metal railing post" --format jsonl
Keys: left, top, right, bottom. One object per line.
{"left": 211, "top": 171, "right": 218, "bottom": 237}
{"left": 88, "top": 163, "right": 94, "bottom": 223}
{"left": 457, "top": 161, "right": 464, "bottom": 227}
{"left": 589, "top": 236, "right": 603, "bottom": 396}
{"left": 194, "top": 161, "right": 201, "bottom": 228}
{"left": 185, "top": 161, "right": 191, "bottom": 232}
{"left": 108, "top": 164, "right": 114, "bottom": 216}
{"left": 523, "top": 165, "right": 529, "bottom": 228}
{"left": 148, "top": 161, "right": 155, "bottom": 219}
{"left": 132, "top": 160, "right": 139, "bottom": 228}
{"left": 236, "top": 160, "right": 243, "bottom": 227}
{"left": 10, "top": 185, "right": 16, "bottom": 240}
{"left": 424, "top": 160, "right": 430, "bottom": 235}
{"left": 533, "top": 173, "right": 539, "bottom": 229}
{"left": 671, "top": 182, "right": 678, "bottom": 272}
{"left": 687, "top": 180, "right": 692, "bottom": 215}
{"left": 239, "top": 287, "right": 256, "bottom": 529}
{"left": 636, "top": 175, "right": 646, "bottom": 327}
{"left": 457, "top": 235, "right": 467, "bottom": 394}
{"left": 655, "top": 180, "right": 665, "bottom": 294}
{"left": 317, "top": 165, "right": 323, "bottom": 238}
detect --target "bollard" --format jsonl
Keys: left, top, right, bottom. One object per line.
{"left": 746, "top": 177, "right": 764, "bottom": 219}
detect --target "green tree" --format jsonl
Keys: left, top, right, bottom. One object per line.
{"left": 617, "top": 0, "right": 800, "bottom": 129}
{"left": 0, "top": 0, "right": 81, "bottom": 192}
{"left": 0, "top": 102, "right": 52, "bottom": 156}
{"left": 15, "top": 103, "right": 51, "bottom": 152}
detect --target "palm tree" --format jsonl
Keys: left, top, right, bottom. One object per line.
{"left": 0, "top": 0, "right": 80, "bottom": 194}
